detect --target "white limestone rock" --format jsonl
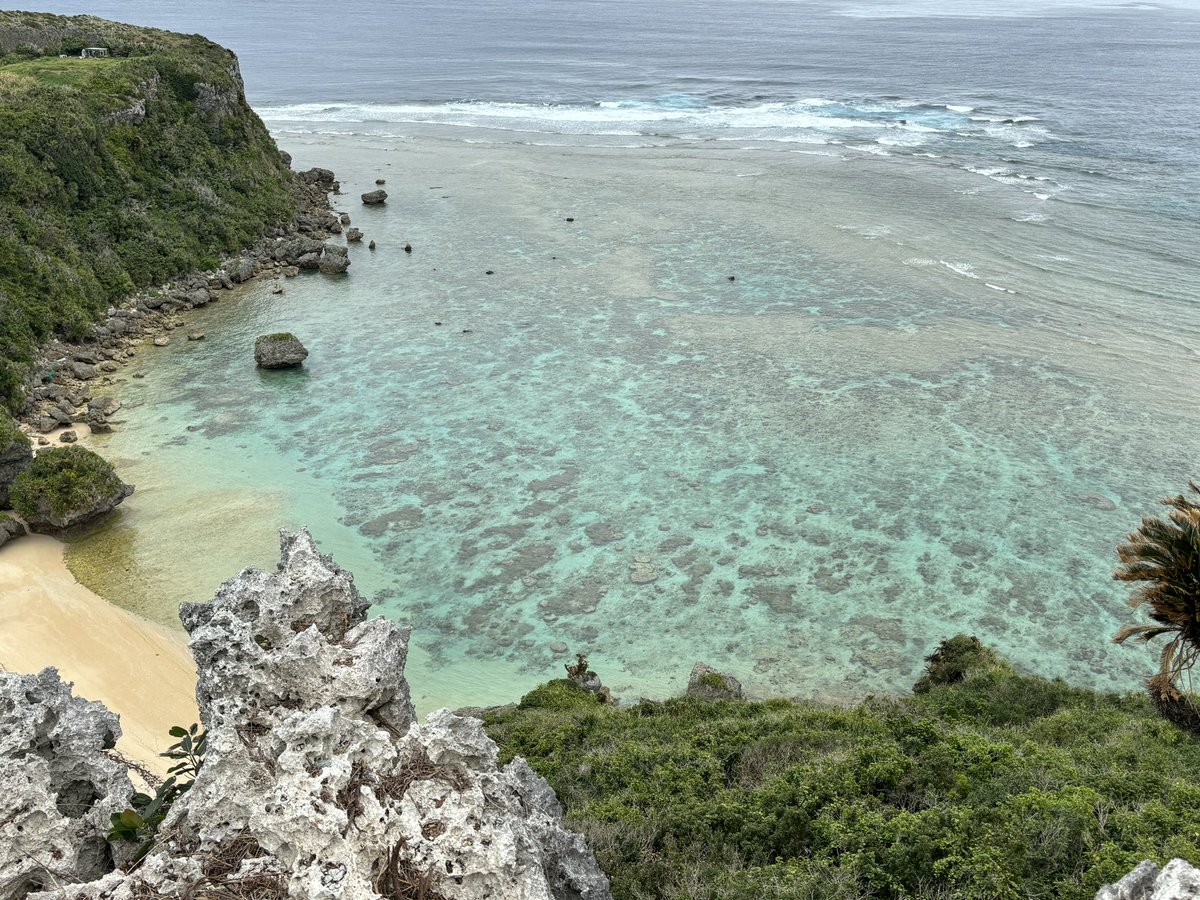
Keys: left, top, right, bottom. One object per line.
{"left": 34, "top": 529, "right": 610, "bottom": 900}
{"left": 1096, "top": 859, "right": 1200, "bottom": 900}
{"left": 0, "top": 669, "right": 132, "bottom": 899}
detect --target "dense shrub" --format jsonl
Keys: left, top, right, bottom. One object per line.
{"left": 0, "top": 12, "right": 296, "bottom": 410}
{"left": 0, "top": 414, "right": 28, "bottom": 450}
{"left": 10, "top": 444, "right": 127, "bottom": 525}
{"left": 483, "top": 640, "right": 1200, "bottom": 900}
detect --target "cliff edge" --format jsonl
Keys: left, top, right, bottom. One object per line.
{"left": 0, "top": 12, "right": 296, "bottom": 409}
{"left": 0, "top": 529, "right": 610, "bottom": 899}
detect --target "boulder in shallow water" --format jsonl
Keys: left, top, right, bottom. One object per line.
{"left": 9, "top": 446, "right": 133, "bottom": 532}
{"left": 346, "top": 227, "right": 363, "bottom": 243}
{"left": 254, "top": 332, "right": 308, "bottom": 368}
{"left": 361, "top": 188, "right": 388, "bottom": 205}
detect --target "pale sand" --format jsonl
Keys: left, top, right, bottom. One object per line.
{"left": 0, "top": 534, "right": 198, "bottom": 776}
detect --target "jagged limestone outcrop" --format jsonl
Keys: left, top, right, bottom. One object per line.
{"left": 0, "top": 669, "right": 133, "bottom": 899}
{"left": 1096, "top": 859, "right": 1200, "bottom": 899}
{"left": 19, "top": 530, "right": 610, "bottom": 900}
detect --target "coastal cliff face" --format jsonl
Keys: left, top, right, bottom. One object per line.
{"left": 0, "top": 530, "right": 610, "bottom": 900}
{"left": 0, "top": 12, "right": 296, "bottom": 409}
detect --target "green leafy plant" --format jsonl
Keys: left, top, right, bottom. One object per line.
{"left": 9, "top": 444, "right": 127, "bottom": 525}
{"left": 483, "top": 638, "right": 1200, "bottom": 900}
{"left": 108, "top": 723, "right": 206, "bottom": 863}
{"left": 1113, "top": 482, "right": 1200, "bottom": 721}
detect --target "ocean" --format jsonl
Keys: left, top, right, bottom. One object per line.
{"left": 30, "top": 0, "right": 1200, "bottom": 709}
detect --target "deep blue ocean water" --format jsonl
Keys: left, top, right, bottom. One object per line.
{"left": 28, "top": 0, "right": 1200, "bottom": 708}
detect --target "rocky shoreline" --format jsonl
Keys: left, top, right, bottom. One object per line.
{"left": 15, "top": 162, "right": 354, "bottom": 442}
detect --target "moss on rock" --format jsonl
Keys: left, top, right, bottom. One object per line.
{"left": 10, "top": 444, "right": 131, "bottom": 530}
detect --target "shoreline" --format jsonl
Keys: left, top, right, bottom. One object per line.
{"left": 0, "top": 174, "right": 350, "bottom": 776}
{"left": 0, "top": 533, "right": 199, "bottom": 776}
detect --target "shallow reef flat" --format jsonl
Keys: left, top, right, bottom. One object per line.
{"left": 67, "top": 129, "right": 1195, "bottom": 711}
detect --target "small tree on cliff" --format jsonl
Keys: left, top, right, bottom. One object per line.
{"left": 1113, "top": 481, "right": 1200, "bottom": 730}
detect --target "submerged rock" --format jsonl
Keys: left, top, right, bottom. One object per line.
{"left": 0, "top": 668, "right": 133, "bottom": 899}
{"left": 19, "top": 530, "right": 610, "bottom": 899}
{"left": 254, "top": 333, "right": 309, "bottom": 368}
{"left": 361, "top": 189, "right": 388, "bottom": 206}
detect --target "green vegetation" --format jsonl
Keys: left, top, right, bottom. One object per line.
{"left": 10, "top": 444, "right": 125, "bottom": 523}
{"left": 0, "top": 414, "right": 28, "bottom": 449}
{"left": 484, "top": 639, "right": 1199, "bottom": 900}
{"left": 109, "top": 723, "right": 206, "bottom": 863}
{"left": 699, "top": 671, "right": 729, "bottom": 690}
{"left": 518, "top": 678, "right": 603, "bottom": 711}
{"left": 1114, "top": 482, "right": 1200, "bottom": 722}
{"left": 0, "top": 12, "right": 296, "bottom": 409}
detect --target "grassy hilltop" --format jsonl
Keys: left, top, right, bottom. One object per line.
{"left": 0, "top": 11, "right": 296, "bottom": 408}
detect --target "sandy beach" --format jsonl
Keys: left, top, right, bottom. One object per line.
{"left": 0, "top": 533, "right": 198, "bottom": 776}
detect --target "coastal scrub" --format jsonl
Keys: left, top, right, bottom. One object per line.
{"left": 0, "top": 12, "right": 296, "bottom": 409}
{"left": 483, "top": 640, "right": 1200, "bottom": 900}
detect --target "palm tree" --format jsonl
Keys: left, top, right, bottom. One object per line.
{"left": 1113, "top": 481, "right": 1200, "bottom": 729}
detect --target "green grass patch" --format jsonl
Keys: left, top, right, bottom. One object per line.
{"left": 484, "top": 640, "right": 1197, "bottom": 900}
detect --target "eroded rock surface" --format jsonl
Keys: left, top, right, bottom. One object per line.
{"left": 254, "top": 333, "right": 309, "bottom": 369}
{"left": 0, "top": 669, "right": 132, "bottom": 900}
{"left": 28, "top": 530, "right": 610, "bottom": 900}
{"left": 685, "top": 662, "right": 744, "bottom": 701}
{"left": 0, "top": 424, "right": 32, "bottom": 508}
{"left": 1096, "top": 860, "right": 1200, "bottom": 900}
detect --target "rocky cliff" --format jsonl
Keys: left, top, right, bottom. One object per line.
{"left": 0, "top": 530, "right": 610, "bottom": 900}
{"left": 0, "top": 12, "right": 298, "bottom": 410}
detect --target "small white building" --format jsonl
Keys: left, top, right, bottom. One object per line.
{"left": 80, "top": 47, "right": 110, "bottom": 59}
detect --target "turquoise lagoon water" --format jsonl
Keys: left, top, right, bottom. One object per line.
{"left": 68, "top": 129, "right": 1198, "bottom": 711}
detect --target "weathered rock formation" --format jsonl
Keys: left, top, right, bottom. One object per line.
{"left": 318, "top": 244, "right": 351, "bottom": 275}
{"left": 361, "top": 189, "right": 388, "bottom": 206}
{"left": 8, "top": 530, "right": 610, "bottom": 899}
{"left": 0, "top": 514, "right": 25, "bottom": 550}
{"left": 0, "top": 423, "right": 32, "bottom": 507}
{"left": 254, "top": 334, "right": 309, "bottom": 369}
{"left": 685, "top": 662, "right": 745, "bottom": 701}
{"left": 1096, "top": 859, "right": 1200, "bottom": 899}
{"left": 11, "top": 446, "right": 133, "bottom": 532}
{"left": 0, "top": 669, "right": 133, "bottom": 899}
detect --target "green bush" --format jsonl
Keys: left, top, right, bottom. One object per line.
{"left": 0, "top": 415, "right": 28, "bottom": 450}
{"left": 10, "top": 444, "right": 126, "bottom": 524}
{"left": 518, "top": 678, "right": 600, "bottom": 711}
{"left": 483, "top": 645, "right": 1200, "bottom": 900}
